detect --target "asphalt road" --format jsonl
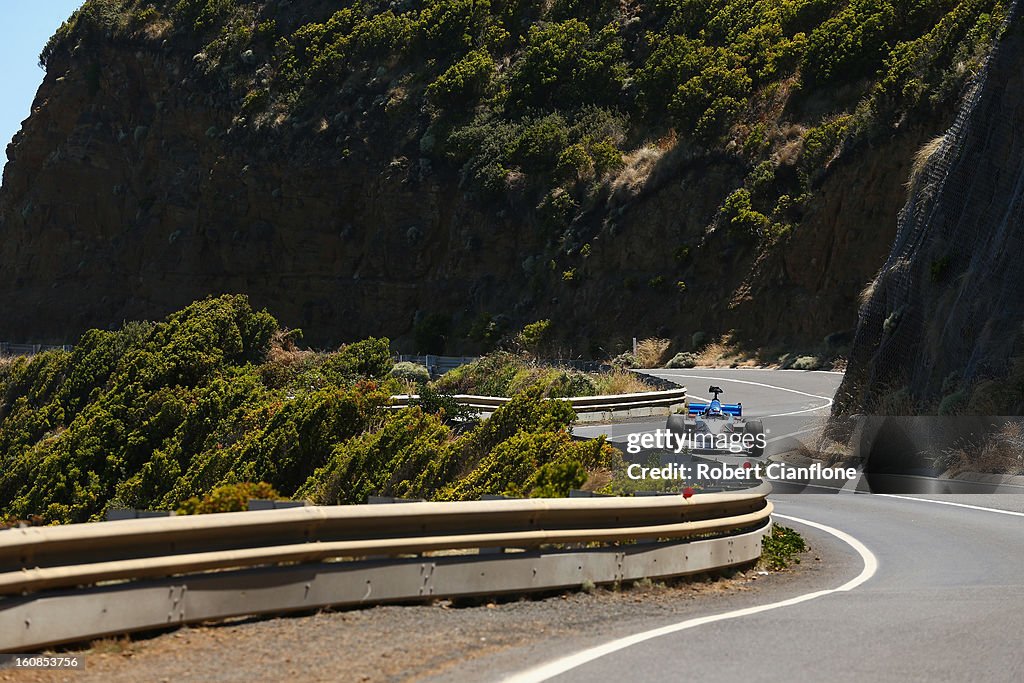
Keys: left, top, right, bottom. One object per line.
{"left": 494, "top": 492, "right": 1024, "bottom": 683}
{"left": 483, "top": 368, "right": 1024, "bottom": 682}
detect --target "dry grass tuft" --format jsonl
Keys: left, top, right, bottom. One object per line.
{"left": 581, "top": 468, "right": 613, "bottom": 492}
{"left": 858, "top": 272, "right": 880, "bottom": 309}
{"left": 634, "top": 338, "right": 671, "bottom": 368}
{"left": 777, "top": 414, "right": 859, "bottom": 468}
{"left": 595, "top": 368, "right": 657, "bottom": 395}
{"left": 907, "top": 134, "right": 946, "bottom": 193}
{"left": 609, "top": 145, "right": 664, "bottom": 203}
{"left": 694, "top": 335, "right": 755, "bottom": 367}
{"left": 89, "top": 635, "right": 133, "bottom": 654}
{"left": 941, "top": 421, "right": 1024, "bottom": 478}
{"left": 266, "top": 329, "right": 309, "bottom": 367}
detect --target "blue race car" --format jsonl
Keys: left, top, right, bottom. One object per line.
{"left": 666, "top": 386, "right": 765, "bottom": 456}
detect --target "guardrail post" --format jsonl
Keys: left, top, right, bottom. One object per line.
{"left": 246, "top": 500, "right": 310, "bottom": 511}
{"left": 105, "top": 509, "right": 175, "bottom": 521}
{"left": 367, "top": 496, "right": 425, "bottom": 504}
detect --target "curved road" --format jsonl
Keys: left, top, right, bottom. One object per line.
{"left": 574, "top": 368, "right": 842, "bottom": 462}
{"left": 474, "top": 369, "right": 1024, "bottom": 682}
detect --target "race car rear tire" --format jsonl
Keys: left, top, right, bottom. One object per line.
{"left": 667, "top": 413, "right": 687, "bottom": 435}
{"left": 745, "top": 419, "right": 765, "bottom": 457}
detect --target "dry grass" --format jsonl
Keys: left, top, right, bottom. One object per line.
{"left": 595, "top": 368, "right": 657, "bottom": 395}
{"left": 266, "top": 329, "right": 310, "bottom": 367}
{"left": 581, "top": 468, "right": 613, "bottom": 492}
{"left": 773, "top": 124, "right": 807, "bottom": 166}
{"left": 89, "top": 635, "right": 134, "bottom": 654}
{"left": 907, "top": 134, "right": 946, "bottom": 193}
{"left": 693, "top": 335, "right": 760, "bottom": 367}
{"left": 608, "top": 145, "right": 664, "bottom": 203}
{"left": 655, "top": 130, "right": 678, "bottom": 151}
{"left": 858, "top": 272, "right": 880, "bottom": 309}
{"left": 393, "top": 378, "right": 419, "bottom": 396}
{"left": 144, "top": 18, "right": 174, "bottom": 39}
{"left": 870, "top": 382, "right": 918, "bottom": 416}
{"left": 776, "top": 414, "right": 859, "bottom": 468}
{"left": 942, "top": 421, "right": 1024, "bottom": 478}
{"left": 634, "top": 338, "right": 671, "bottom": 368}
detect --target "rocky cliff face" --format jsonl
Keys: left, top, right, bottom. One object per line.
{"left": 837, "top": 9, "right": 1024, "bottom": 414}
{"left": 0, "top": 2, "right": 972, "bottom": 352}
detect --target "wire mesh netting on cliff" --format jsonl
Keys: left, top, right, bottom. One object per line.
{"left": 841, "top": 3, "right": 1024, "bottom": 413}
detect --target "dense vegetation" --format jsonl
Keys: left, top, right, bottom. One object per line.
{"left": 0, "top": 296, "right": 619, "bottom": 524}
{"left": 42, "top": 0, "right": 1006, "bottom": 252}
{"left": 432, "top": 351, "right": 656, "bottom": 397}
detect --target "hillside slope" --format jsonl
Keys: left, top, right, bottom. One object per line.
{"left": 837, "top": 6, "right": 1024, "bottom": 415}
{"left": 0, "top": 0, "right": 1005, "bottom": 353}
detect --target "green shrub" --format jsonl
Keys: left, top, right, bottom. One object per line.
{"left": 410, "top": 384, "right": 481, "bottom": 423}
{"left": 426, "top": 49, "right": 495, "bottom": 107}
{"left": 0, "top": 296, "right": 395, "bottom": 523}
{"left": 722, "top": 189, "right": 770, "bottom": 236}
{"left": 0, "top": 299, "right": 627, "bottom": 522}
{"left": 521, "top": 460, "right": 588, "bottom": 498}
{"left": 508, "top": 19, "right": 627, "bottom": 111}
{"left": 517, "top": 320, "right": 553, "bottom": 356}
{"left": 938, "top": 389, "right": 968, "bottom": 415}
{"left": 177, "top": 481, "right": 283, "bottom": 514}
{"left": 298, "top": 407, "right": 453, "bottom": 504}
{"left": 440, "top": 428, "right": 616, "bottom": 500}
{"left": 666, "top": 352, "right": 699, "bottom": 369}
{"left": 637, "top": 34, "right": 750, "bottom": 138}
{"left": 419, "top": 0, "right": 491, "bottom": 52}
{"left": 389, "top": 361, "right": 431, "bottom": 385}
{"left": 760, "top": 523, "right": 807, "bottom": 569}
{"left": 320, "top": 337, "right": 393, "bottom": 382}
{"left": 538, "top": 189, "right": 579, "bottom": 231}
{"left": 610, "top": 351, "right": 637, "bottom": 369}
{"left": 791, "top": 355, "right": 822, "bottom": 370}
{"left": 589, "top": 137, "right": 625, "bottom": 176}
{"left": 803, "top": 0, "right": 896, "bottom": 84}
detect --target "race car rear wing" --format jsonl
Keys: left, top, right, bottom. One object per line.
{"left": 687, "top": 402, "right": 743, "bottom": 417}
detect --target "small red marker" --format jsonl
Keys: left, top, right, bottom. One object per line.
{"left": 743, "top": 461, "right": 752, "bottom": 469}
{"left": 682, "top": 487, "right": 694, "bottom": 499}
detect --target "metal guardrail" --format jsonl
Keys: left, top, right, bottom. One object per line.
{"left": 396, "top": 354, "right": 477, "bottom": 375}
{"left": 391, "top": 388, "right": 688, "bottom": 422}
{"left": 0, "top": 342, "right": 73, "bottom": 357}
{"left": 395, "top": 355, "right": 618, "bottom": 376}
{"left": 0, "top": 492, "right": 771, "bottom": 651}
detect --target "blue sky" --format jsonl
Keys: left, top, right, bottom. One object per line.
{"left": 1, "top": 2, "right": 84, "bottom": 164}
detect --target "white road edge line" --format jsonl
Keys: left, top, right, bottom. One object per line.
{"left": 663, "top": 373, "right": 835, "bottom": 413}
{"left": 766, "top": 426, "right": 821, "bottom": 443}
{"left": 877, "top": 494, "right": 1024, "bottom": 517}
{"left": 761, "top": 404, "right": 831, "bottom": 418}
{"left": 502, "top": 513, "right": 877, "bottom": 683}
